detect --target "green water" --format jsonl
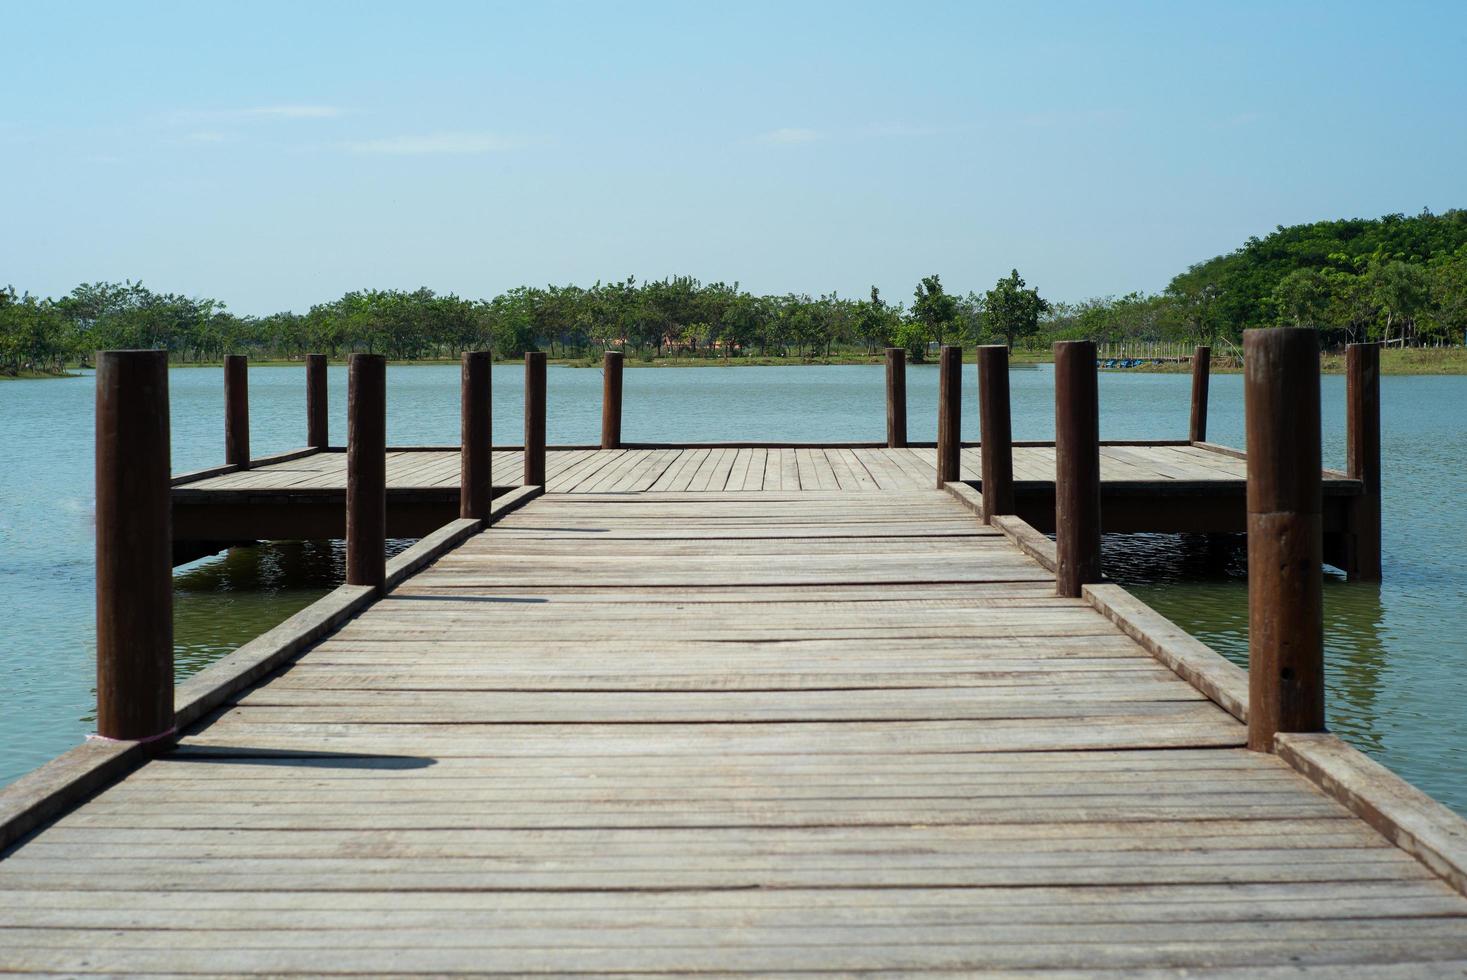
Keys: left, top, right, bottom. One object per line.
{"left": 1, "top": 364, "right": 1463, "bottom": 812}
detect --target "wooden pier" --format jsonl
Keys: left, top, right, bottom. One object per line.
{"left": 170, "top": 343, "right": 1382, "bottom": 579}
{"left": 4, "top": 337, "right": 1461, "bottom": 974}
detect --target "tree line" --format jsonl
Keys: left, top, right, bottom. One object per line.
{"left": 0, "top": 272, "right": 1048, "bottom": 374}
{"left": 4, "top": 209, "right": 1464, "bottom": 376}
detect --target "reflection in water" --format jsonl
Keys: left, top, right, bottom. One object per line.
{"left": 1111, "top": 534, "right": 1395, "bottom": 770}
{"left": 172, "top": 538, "right": 414, "bottom": 678}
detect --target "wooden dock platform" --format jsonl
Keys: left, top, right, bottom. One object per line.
{"left": 171, "top": 441, "right": 1368, "bottom": 559}
{"left": 6, "top": 487, "right": 1467, "bottom": 973}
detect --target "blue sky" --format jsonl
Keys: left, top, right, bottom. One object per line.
{"left": 3, "top": 1, "right": 1464, "bottom": 313}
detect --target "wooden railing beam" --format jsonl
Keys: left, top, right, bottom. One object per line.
{"left": 977, "top": 344, "right": 1014, "bottom": 522}
{"left": 601, "top": 351, "right": 624, "bottom": 449}
{"left": 95, "top": 350, "right": 174, "bottom": 743}
{"left": 1244, "top": 327, "right": 1324, "bottom": 752}
{"left": 935, "top": 345, "right": 961, "bottom": 488}
{"left": 224, "top": 354, "right": 250, "bottom": 468}
{"left": 1054, "top": 340, "right": 1101, "bottom": 597}
{"left": 460, "top": 351, "right": 492, "bottom": 520}
{"left": 346, "top": 353, "right": 386, "bottom": 587}
{"left": 524, "top": 351, "right": 547, "bottom": 486}
{"left": 306, "top": 353, "right": 328, "bottom": 449}
{"left": 885, "top": 348, "right": 907, "bottom": 448}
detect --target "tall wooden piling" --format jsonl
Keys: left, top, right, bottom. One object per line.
{"left": 460, "top": 351, "right": 493, "bottom": 520}
{"left": 1189, "top": 345, "right": 1211, "bottom": 442}
{"left": 977, "top": 345, "right": 1014, "bottom": 522}
{"left": 524, "top": 351, "right": 547, "bottom": 486}
{"left": 224, "top": 354, "right": 250, "bottom": 468}
{"left": 306, "top": 353, "right": 328, "bottom": 449}
{"left": 345, "top": 353, "right": 386, "bottom": 588}
{"left": 1346, "top": 342, "right": 1382, "bottom": 581}
{"left": 601, "top": 350, "right": 624, "bottom": 450}
{"left": 1054, "top": 340, "right": 1101, "bottom": 597}
{"left": 935, "top": 345, "right": 961, "bottom": 488}
{"left": 1244, "top": 327, "right": 1324, "bottom": 752}
{"left": 885, "top": 348, "right": 907, "bottom": 448}
{"left": 95, "top": 350, "right": 174, "bottom": 742}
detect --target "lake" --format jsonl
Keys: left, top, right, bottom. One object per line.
{"left": 1, "top": 362, "right": 1464, "bottom": 812}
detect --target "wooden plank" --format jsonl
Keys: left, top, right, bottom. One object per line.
{"left": 779, "top": 447, "right": 799, "bottom": 489}
{"left": 1085, "top": 583, "right": 1249, "bottom": 722}
{"left": 1277, "top": 732, "right": 1467, "bottom": 897}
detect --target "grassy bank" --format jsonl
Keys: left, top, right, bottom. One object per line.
{"left": 166, "top": 350, "right": 1057, "bottom": 369}
{"left": 22, "top": 345, "right": 1465, "bottom": 376}
{"left": 0, "top": 368, "right": 77, "bottom": 381}
{"left": 1117, "top": 346, "right": 1467, "bottom": 376}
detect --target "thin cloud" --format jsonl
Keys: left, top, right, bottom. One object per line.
{"left": 756, "top": 127, "right": 823, "bottom": 144}
{"left": 242, "top": 105, "right": 343, "bottom": 119}
{"left": 344, "top": 131, "right": 527, "bottom": 155}
{"left": 1020, "top": 108, "right": 1127, "bottom": 129}
{"left": 166, "top": 105, "right": 345, "bottom": 125}
{"left": 1214, "top": 111, "right": 1264, "bottom": 129}
{"left": 862, "top": 122, "right": 962, "bottom": 139}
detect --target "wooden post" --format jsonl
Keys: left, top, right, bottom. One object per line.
{"left": 977, "top": 345, "right": 1014, "bottom": 522}
{"left": 935, "top": 345, "right": 961, "bottom": 488}
{"left": 884, "top": 348, "right": 907, "bottom": 448}
{"left": 1244, "top": 327, "right": 1324, "bottom": 752}
{"left": 345, "top": 353, "right": 386, "bottom": 588}
{"left": 524, "top": 351, "right": 547, "bottom": 486}
{"left": 306, "top": 353, "right": 328, "bottom": 449}
{"left": 1054, "top": 340, "right": 1101, "bottom": 597}
{"left": 601, "top": 350, "right": 623, "bottom": 449}
{"left": 1189, "top": 345, "right": 1211, "bottom": 442}
{"left": 1346, "top": 342, "right": 1382, "bottom": 581}
{"left": 94, "top": 350, "right": 174, "bottom": 742}
{"left": 224, "top": 354, "right": 249, "bottom": 468}
{"left": 460, "top": 351, "right": 493, "bottom": 520}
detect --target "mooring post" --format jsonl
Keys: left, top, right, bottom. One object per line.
{"left": 306, "top": 353, "right": 328, "bottom": 449}
{"left": 460, "top": 351, "right": 493, "bottom": 520}
{"left": 224, "top": 354, "right": 250, "bottom": 468}
{"left": 346, "top": 353, "right": 386, "bottom": 588}
{"left": 977, "top": 344, "right": 1014, "bottom": 522}
{"left": 1346, "top": 341, "right": 1382, "bottom": 581}
{"left": 1054, "top": 340, "right": 1101, "bottom": 597}
{"left": 601, "top": 350, "right": 623, "bottom": 450}
{"left": 95, "top": 350, "right": 174, "bottom": 743}
{"left": 524, "top": 351, "right": 547, "bottom": 486}
{"left": 1244, "top": 327, "right": 1325, "bottom": 752}
{"left": 885, "top": 348, "right": 907, "bottom": 448}
{"left": 935, "top": 345, "right": 961, "bottom": 488}
{"left": 1189, "top": 345, "right": 1211, "bottom": 442}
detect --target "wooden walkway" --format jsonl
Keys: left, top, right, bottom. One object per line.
{"left": 181, "top": 443, "right": 1257, "bottom": 494}
{"left": 4, "top": 489, "right": 1467, "bottom": 973}
{"left": 170, "top": 441, "right": 1368, "bottom": 564}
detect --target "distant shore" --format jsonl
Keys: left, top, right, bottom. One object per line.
{"left": 7, "top": 345, "right": 1464, "bottom": 379}
{"left": 1118, "top": 347, "right": 1467, "bottom": 376}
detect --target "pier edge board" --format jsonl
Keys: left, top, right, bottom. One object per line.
{"left": 1276, "top": 733, "right": 1467, "bottom": 898}
{"left": 170, "top": 446, "right": 323, "bottom": 487}
{"left": 989, "top": 515, "right": 1059, "bottom": 571}
{"left": 1083, "top": 583, "right": 1249, "bottom": 724}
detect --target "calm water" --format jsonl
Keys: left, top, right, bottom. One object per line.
{"left": 1, "top": 363, "right": 1464, "bottom": 812}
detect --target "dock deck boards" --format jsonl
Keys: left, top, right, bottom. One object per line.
{"left": 179, "top": 443, "right": 1261, "bottom": 494}
{"left": 4, "top": 489, "right": 1466, "bottom": 974}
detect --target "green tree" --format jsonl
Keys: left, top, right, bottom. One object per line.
{"left": 911, "top": 275, "right": 958, "bottom": 354}
{"left": 984, "top": 269, "right": 1050, "bottom": 348}
{"left": 1271, "top": 268, "right": 1333, "bottom": 328}
{"left": 1370, "top": 260, "right": 1432, "bottom": 344}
